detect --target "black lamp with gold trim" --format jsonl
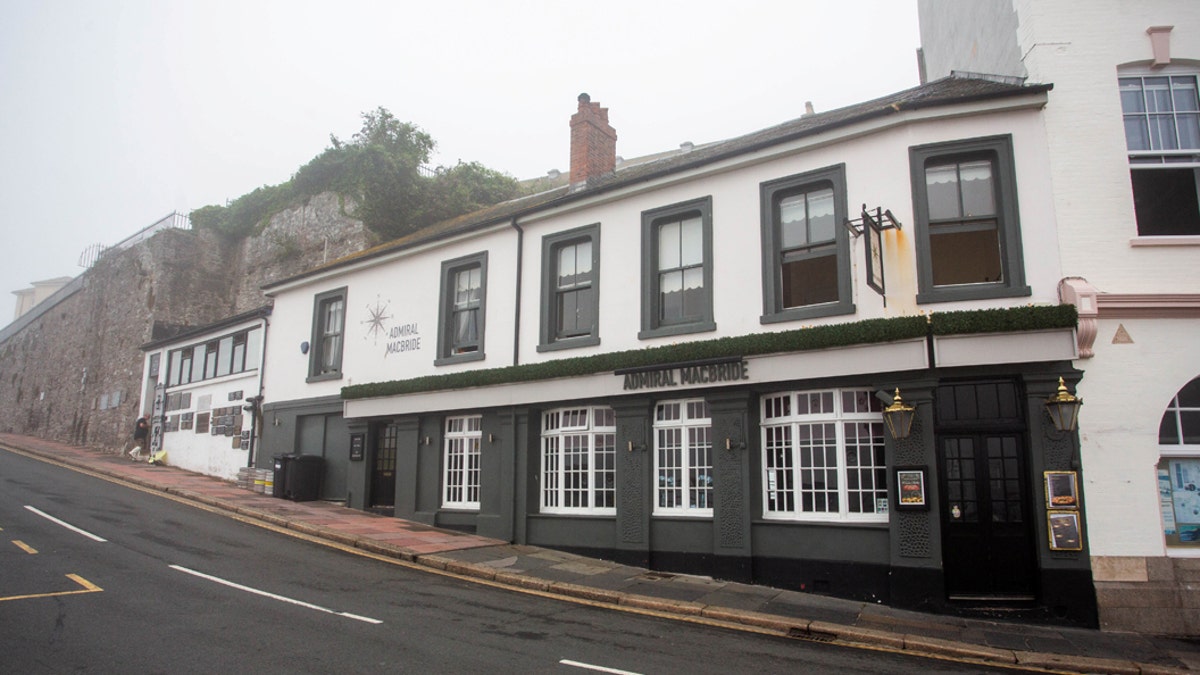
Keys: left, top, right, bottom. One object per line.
{"left": 883, "top": 388, "right": 916, "bottom": 440}
{"left": 1045, "top": 377, "right": 1082, "bottom": 433}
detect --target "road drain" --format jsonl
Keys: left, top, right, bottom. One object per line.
{"left": 636, "top": 572, "right": 677, "bottom": 581}
{"left": 787, "top": 627, "right": 837, "bottom": 643}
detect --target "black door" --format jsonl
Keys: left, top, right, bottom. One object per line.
{"left": 370, "top": 423, "right": 397, "bottom": 508}
{"left": 939, "top": 433, "right": 1037, "bottom": 600}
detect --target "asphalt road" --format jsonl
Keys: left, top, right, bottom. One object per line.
{"left": 0, "top": 448, "right": 1023, "bottom": 674}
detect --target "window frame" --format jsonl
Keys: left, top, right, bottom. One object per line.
{"left": 435, "top": 253, "right": 488, "bottom": 366}
{"left": 442, "top": 415, "right": 482, "bottom": 510}
{"left": 638, "top": 196, "right": 716, "bottom": 339}
{"left": 165, "top": 328, "right": 260, "bottom": 388}
{"left": 308, "top": 287, "right": 347, "bottom": 382}
{"left": 538, "top": 224, "right": 601, "bottom": 352}
{"left": 760, "top": 164, "right": 855, "bottom": 323}
{"left": 760, "top": 388, "right": 889, "bottom": 523}
{"left": 653, "top": 399, "right": 714, "bottom": 517}
{"left": 203, "top": 340, "right": 219, "bottom": 380}
{"left": 179, "top": 347, "right": 193, "bottom": 385}
{"left": 1119, "top": 72, "right": 1200, "bottom": 237}
{"left": 1159, "top": 376, "right": 1200, "bottom": 449}
{"left": 540, "top": 406, "right": 617, "bottom": 516}
{"left": 230, "top": 332, "right": 247, "bottom": 374}
{"left": 909, "top": 135, "right": 1030, "bottom": 304}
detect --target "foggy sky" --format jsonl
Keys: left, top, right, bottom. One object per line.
{"left": 0, "top": 0, "right": 921, "bottom": 323}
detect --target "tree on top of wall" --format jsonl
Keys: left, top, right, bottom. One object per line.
{"left": 190, "top": 107, "right": 526, "bottom": 243}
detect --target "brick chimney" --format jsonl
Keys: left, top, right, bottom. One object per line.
{"left": 569, "top": 93, "right": 617, "bottom": 188}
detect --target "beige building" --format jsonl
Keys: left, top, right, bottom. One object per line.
{"left": 11, "top": 276, "right": 72, "bottom": 321}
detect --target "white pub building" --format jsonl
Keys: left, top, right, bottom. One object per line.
{"left": 254, "top": 72, "right": 1097, "bottom": 628}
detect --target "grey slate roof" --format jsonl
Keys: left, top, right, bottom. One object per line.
{"left": 141, "top": 305, "right": 273, "bottom": 350}
{"left": 264, "top": 74, "right": 1052, "bottom": 291}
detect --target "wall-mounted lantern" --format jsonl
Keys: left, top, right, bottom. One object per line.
{"left": 883, "top": 388, "right": 916, "bottom": 440}
{"left": 1045, "top": 377, "right": 1083, "bottom": 433}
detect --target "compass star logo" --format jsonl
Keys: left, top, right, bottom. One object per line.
{"left": 363, "top": 297, "right": 392, "bottom": 344}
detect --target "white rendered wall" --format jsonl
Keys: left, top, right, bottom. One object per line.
{"left": 266, "top": 103, "right": 1064, "bottom": 409}
{"left": 511, "top": 107, "right": 1063, "bottom": 366}
{"left": 922, "top": 0, "right": 1200, "bottom": 295}
{"left": 263, "top": 227, "right": 518, "bottom": 404}
{"left": 157, "top": 371, "right": 259, "bottom": 480}
{"left": 1078, "top": 317, "right": 1200, "bottom": 558}
{"left": 140, "top": 317, "right": 266, "bottom": 481}
{"left": 1017, "top": 1, "right": 1200, "bottom": 294}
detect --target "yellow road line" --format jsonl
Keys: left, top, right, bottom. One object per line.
{"left": 12, "top": 540, "right": 37, "bottom": 554}
{"left": 0, "top": 574, "right": 103, "bottom": 603}
{"left": 66, "top": 574, "right": 102, "bottom": 592}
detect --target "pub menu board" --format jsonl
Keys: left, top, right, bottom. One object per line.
{"left": 1159, "top": 457, "right": 1200, "bottom": 547}
{"left": 1048, "top": 511, "right": 1083, "bottom": 551}
{"left": 1044, "top": 471, "right": 1078, "bottom": 509}
{"left": 895, "top": 467, "right": 927, "bottom": 510}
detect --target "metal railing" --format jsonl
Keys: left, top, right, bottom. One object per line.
{"left": 78, "top": 211, "right": 191, "bottom": 269}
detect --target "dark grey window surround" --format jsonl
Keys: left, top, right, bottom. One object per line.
{"left": 308, "top": 286, "right": 347, "bottom": 383}
{"left": 759, "top": 164, "right": 855, "bottom": 323}
{"left": 435, "top": 252, "right": 488, "bottom": 366}
{"left": 538, "top": 223, "right": 601, "bottom": 352}
{"left": 639, "top": 196, "right": 716, "bottom": 339}
{"left": 909, "top": 135, "right": 1030, "bottom": 304}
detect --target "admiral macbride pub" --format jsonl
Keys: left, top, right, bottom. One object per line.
{"left": 257, "top": 83, "right": 1097, "bottom": 627}
{"left": 621, "top": 359, "right": 749, "bottom": 391}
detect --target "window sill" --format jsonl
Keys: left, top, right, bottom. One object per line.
{"left": 652, "top": 511, "right": 714, "bottom": 519}
{"left": 434, "top": 351, "right": 485, "bottom": 367}
{"left": 1131, "top": 235, "right": 1200, "bottom": 247}
{"left": 638, "top": 320, "right": 717, "bottom": 341}
{"left": 536, "top": 510, "right": 617, "bottom": 518}
{"left": 537, "top": 335, "right": 601, "bottom": 353}
{"left": 306, "top": 371, "right": 343, "bottom": 384}
{"left": 759, "top": 515, "right": 889, "bottom": 526}
{"left": 917, "top": 284, "right": 1031, "bottom": 305}
{"left": 761, "top": 301, "right": 856, "bottom": 325}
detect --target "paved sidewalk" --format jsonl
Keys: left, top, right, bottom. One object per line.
{"left": 3, "top": 433, "right": 1198, "bottom": 674}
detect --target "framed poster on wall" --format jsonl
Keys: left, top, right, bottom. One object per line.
{"left": 1044, "top": 471, "right": 1078, "bottom": 509}
{"left": 895, "top": 467, "right": 928, "bottom": 510}
{"left": 1158, "top": 457, "right": 1200, "bottom": 547}
{"left": 1048, "top": 511, "right": 1083, "bottom": 551}
{"left": 350, "top": 433, "right": 365, "bottom": 462}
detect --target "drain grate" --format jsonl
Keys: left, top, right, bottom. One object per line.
{"left": 636, "top": 572, "right": 677, "bottom": 581}
{"left": 787, "top": 627, "right": 837, "bottom": 643}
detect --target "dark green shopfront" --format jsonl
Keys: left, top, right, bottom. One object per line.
{"left": 262, "top": 309, "right": 1099, "bottom": 627}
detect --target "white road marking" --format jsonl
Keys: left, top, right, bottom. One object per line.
{"left": 559, "top": 660, "right": 643, "bottom": 675}
{"left": 169, "top": 564, "right": 383, "bottom": 624}
{"left": 24, "top": 505, "right": 107, "bottom": 542}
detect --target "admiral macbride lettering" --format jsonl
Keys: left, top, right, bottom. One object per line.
{"left": 622, "top": 361, "right": 749, "bottom": 391}
{"left": 385, "top": 323, "right": 421, "bottom": 356}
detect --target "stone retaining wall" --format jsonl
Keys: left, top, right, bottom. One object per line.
{"left": 0, "top": 192, "right": 366, "bottom": 449}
